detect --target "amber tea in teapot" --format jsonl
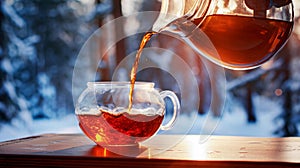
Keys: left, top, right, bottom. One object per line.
{"left": 192, "top": 14, "right": 293, "bottom": 68}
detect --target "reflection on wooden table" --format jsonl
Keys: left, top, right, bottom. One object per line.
{"left": 0, "top": 134, "right": 300, "bottom": 167}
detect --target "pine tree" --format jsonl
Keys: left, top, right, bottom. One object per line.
{"left": 0, "top": 0, "right": 32, "bottom": 123}
{"left": 0, "top": 0, "right": 96, "bottom": 123}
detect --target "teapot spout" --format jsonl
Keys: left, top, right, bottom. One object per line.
{"left": 152, "top": 0, "right": 212, "bottom": 32}
{"left": 153, "top": 0, "right": 207, "bottom": 32}
{"left": 152, "top": 0, "right": 185, "bottom": 32}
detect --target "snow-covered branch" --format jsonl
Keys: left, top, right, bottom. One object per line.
{"left": 1, "top": 2, "right": 25, "bottom": 28}
{"left": 227, "top": 60, "right": 283, "bottom": 91}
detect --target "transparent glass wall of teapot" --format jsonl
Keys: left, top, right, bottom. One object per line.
{"left": 153, "top": 0, "right": 294, "bottom": 70}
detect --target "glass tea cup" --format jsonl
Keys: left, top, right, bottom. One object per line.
{"left": 75, "top": 82, "right": 180, "bottom": 147}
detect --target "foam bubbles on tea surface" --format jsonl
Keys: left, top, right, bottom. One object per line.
{"left": 95, "top": 106, "right": 165, "bottom": 122}
{"left": 98, "top": 106, "right": 164, "bottom": 117}
{"left": 75, "top": 106, "right": 100, "bottom": 115}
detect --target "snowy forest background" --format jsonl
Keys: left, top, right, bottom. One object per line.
{"left": 1, "top": 0, "right": 300, "bottom": 142}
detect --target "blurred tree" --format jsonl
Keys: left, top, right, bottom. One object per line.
{"left": 23, "top": 0, "right": 91, "bottom": 118}
{"left": 93, "top": 0, "right": 114, "bottom": 81}
{"left": 227, "top": 70, "right": 258, "bottom": 123}
{"left": 0, "top": 0, "right": 96, "bottom": 123}
{"left": 0, "top": 0, "right": 32, "bottom": 123}
{"left": 227, "top": 32, "right": 300, "bottom": 136}
{"left": 112, "top": 0, "right": 125, "bottom": 66}
{"left": 273, "top": 34, "right": 300, "bottom": 137}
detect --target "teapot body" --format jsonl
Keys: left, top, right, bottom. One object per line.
{"left": 153, "top": 0, "right": 294, "bottom": 69}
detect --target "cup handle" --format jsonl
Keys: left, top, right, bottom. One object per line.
{"left": 159, "top": 90, "right": 180, "bottom": 130}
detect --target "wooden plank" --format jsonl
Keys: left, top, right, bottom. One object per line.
{"left": 0, "top": 134, "right": 300, "bottom": 167}
{"left": 1, "top": 155, "right": 299, "bottom": 168}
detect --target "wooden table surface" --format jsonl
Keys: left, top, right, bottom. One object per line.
{"left": 0, "top": 134, "right": 300, "bottom": 168}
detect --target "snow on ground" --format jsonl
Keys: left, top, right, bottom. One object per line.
{"left": 0, "top": 114, "right": 81, "bottom": 142}
{"left": 161, "top": 95, "right": 281, "bottom": 137}
{"left": 0, "top": 96, "right": 282, "bottom": 142}
{"left": 213, "top": 96, "right": 281, "bottom": 137}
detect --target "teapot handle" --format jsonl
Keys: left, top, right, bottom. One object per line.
{"left": 159, "top": 90, "right": 180, "bottom": 130}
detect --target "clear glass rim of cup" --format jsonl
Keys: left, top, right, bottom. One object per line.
{"left": 87, "top": 81, "right": 155, "bottom": 88}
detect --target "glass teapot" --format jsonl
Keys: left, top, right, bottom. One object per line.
{"left": 152, "top": 0, "right": 294, "bottom": 70}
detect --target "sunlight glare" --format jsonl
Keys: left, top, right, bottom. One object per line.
{"left": 217, "top": 0, "right": 237, "bottom": 14}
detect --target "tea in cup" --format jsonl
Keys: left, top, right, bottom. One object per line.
{"left": 75, "top": 82, "right": 180, "bottom": 146}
